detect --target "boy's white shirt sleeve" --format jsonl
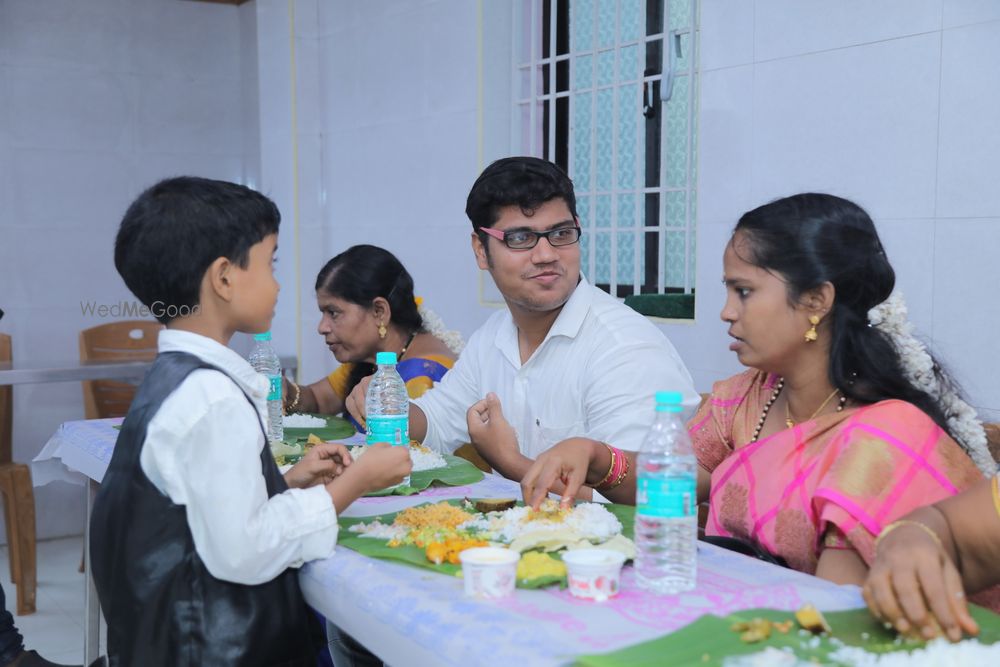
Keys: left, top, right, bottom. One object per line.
{"left": 142, "top": 392, "right": 339, "bottom": 585}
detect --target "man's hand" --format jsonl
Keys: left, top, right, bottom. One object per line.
{"left": 283, "top": 442, "right": 353, "bottom": 489}
{"left": 344, "top": 375, "right": 372, "bottom": 428}
{"left": 863, "top": 523, "right": 978, "bottom": 642}
{"left": 466, "top": 393, "right": 527, "bottom": 478}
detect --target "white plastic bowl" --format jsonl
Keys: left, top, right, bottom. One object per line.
{"left": 562, "top": 548, "right": 627, "bottom": 601}
{"left": 459, "top": 547, "right": 520, "bottom": 599}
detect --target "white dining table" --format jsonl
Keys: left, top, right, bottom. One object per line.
{"left": 307, "top": 475, "right": 866, "bottom": 667}
{"left": 36, "top": 416, "right": 867, "bottom": 666}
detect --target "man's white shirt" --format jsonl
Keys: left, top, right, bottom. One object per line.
{"left": 414, "top": 276, "right": 699, "bottom": 457}
{"left": 139, "top": 329, "right": 338, "bottom": 585}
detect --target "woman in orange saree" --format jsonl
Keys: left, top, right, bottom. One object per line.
{"left": 522, "top": 193, "right": 996, "bottom": 588}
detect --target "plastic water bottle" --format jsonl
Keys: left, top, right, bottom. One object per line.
{"left": 248, "top": 331, "right": 283, "bottom": 444}
{"left": 634, "top": 390, "right": 697, "bottom": 594}
{"left": 365, "top": 351, "right": 410, "bottom": 486}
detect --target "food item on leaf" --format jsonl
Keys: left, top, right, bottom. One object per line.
{"left": 348, "top": 499, "right": 633, "bottom": 584}
{"left": 731, "top": 618, "right": 773, "bottom": 644}
{"left": 516, "top": 551, "right": 567, "bottom": 581}
{"left": 795, "top": 604, "right": 832, "bottom": 634}
{"left": 349, "top": 440, "right": 447, "bottom": 472}
{"left": 729, "top": 617, "right": 793, "bottom": 644}
{"left": 424, "top": 537, "right": 489, "bottom": 565}
{"left": 283, "top": 414, "right": 327, "bottom": 428}
{"left": 473, "top": 498, "right": 518, "bottom": 513}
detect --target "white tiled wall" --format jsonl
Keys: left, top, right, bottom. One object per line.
{"left": 290, "top": 0, "right": 487, "bottom": 386}
{"left": 752, "top": 0, "right": 943, "bottom": 62}
{"left": 676, "top": 0, "right": 1000, "bottom": 417}
{"left": 936, "top": 20, "right": 1000, "bottom": 219}
{"left": 750, "top": 34, "right": 941, "bottom": 220}
{"left": 0, "top": 0, "right": 248, "bottom": 540}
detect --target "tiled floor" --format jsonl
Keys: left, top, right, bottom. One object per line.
{"left": 0, "top": 536, "right": 88, "bottom": 665}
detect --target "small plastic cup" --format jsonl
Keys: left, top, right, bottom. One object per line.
{"left": 562, "top": 549, "right": 627, "bottom": 602}
{"left": 459, "top": 547, "right": 520, "bottom": 599}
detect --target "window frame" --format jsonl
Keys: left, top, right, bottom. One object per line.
{"left": 510, "top": 0, "right": 699, "bottom": 307}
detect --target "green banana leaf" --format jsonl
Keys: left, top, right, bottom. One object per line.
{"left": 338, "top": 499, "right": 636, "bottom": 589}
{"left": 364, "top": 454, "right": 485, "bottom": 496}
{"left": 573, "top": 605, "right": 1000, "bottom": 666}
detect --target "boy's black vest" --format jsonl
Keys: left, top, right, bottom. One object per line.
{"left": 90, "top": 351, "right": 320, "bottom": 666}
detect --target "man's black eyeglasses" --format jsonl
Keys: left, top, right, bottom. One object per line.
{"left": 479, "top": 225, "right": 582, "bottom": 250}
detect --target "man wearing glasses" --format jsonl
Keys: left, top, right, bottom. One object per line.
{"left": 346, "top": 156, "right": 698, "bottom": 493}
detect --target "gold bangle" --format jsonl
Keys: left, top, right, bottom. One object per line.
{"left": 991, "top": 475, "right": 1000, "bottom": 521}
{"left": 286, "top": 380, "right": 302, "bottom": 413}
{"left": 603, "top": 452, "right": 631, "bottom": 491}
{"left": 594, "top": 444, "right": 617, "bottom": 489}
{"left": 875, "top": 519, "right": 943, "bottom": 555}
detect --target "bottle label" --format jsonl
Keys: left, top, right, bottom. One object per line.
{"left": 267, "top": 375, "right": 282, "bottom": 402}
{"left": 636, "top": 476, "right": 696, "bottom": 519}
{"left": 367, "top": 415, "right": 409, "bottom": 446}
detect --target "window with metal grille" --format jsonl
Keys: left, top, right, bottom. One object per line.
{"left": 512, "top": 0, "right": 698, "bottom": 315}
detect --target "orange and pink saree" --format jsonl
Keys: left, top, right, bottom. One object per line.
{"left": 689, "top": 370, "right": 986, "bottom": 575}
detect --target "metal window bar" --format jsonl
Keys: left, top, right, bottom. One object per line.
{"left": 609, "top": 0, "right": 620, "bottom": 297}
{"left": 513, "top": 0, "right": 695, "bottom": 298}
{"left": 547, "top": 0, "right": 557, "bottom": 163}
{"left": 684, "top": 0, "right": 697, "bottom": 294}
{"left": 632, "top": 4, "right": 647, "bottom": 295}
{"left": 659, "top": 0, "right": 697, "bottom": 294}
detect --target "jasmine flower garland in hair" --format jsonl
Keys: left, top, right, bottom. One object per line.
{"left": 416, "top": 298, "right": 465, "bottom": 357}
{"left": 868, "top": 293, "right": 995, "bottom": 474}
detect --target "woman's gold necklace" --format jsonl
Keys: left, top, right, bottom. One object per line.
{"left": 785, "top": 387, "right": 846, "bottom": 429}
{"left": 750, "top": 379, "right": 847, "bottom": 442}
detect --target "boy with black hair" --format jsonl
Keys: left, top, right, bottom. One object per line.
{"left": 91, "top": 177, "right": 411, "bottom": 666}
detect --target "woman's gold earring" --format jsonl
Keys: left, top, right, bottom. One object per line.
{"left": 378, "top": 323, "right": 388, "bottom": 339}
{"left": 804, "top": 315, "right": 820, "bottom": 342}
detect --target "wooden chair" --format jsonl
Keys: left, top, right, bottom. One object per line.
{"left": 0, "top": 333, "right": 37, "bottom": 615}
{"left": 79, "top": 321, "right": 163, "bottom": 419}
{"left": 985, "top": 422, "right": 1000, "bottom": 465}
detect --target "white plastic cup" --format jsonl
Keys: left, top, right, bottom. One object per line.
{"left": 459, "top": 547, "right": 520, "bottom": 599}
{"left": 562, "top": 549, "right": 627, "bottom": 602}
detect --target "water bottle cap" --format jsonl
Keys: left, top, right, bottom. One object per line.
{"left": 253, "top": 332, "right": 272, "bottom": 342}
{"left": 375, "top": 351, "right": 397, "bottom": 365}
{"left": 654, "top": 391, "right": 684, "bottom": 412}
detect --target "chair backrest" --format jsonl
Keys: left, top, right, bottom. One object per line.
{"left": 0, "top": 333, "right": 11, "bottom": 465}
{"left": 985, "top": 422, "right": 1000, "bottom": 465}
{"left": 79, "top": 321, "right": 163, "bottom": 419}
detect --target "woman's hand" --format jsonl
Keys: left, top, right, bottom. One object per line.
{"left": 281, "top": 376, "right": 294, "bottom": 411}
{"left": 863, "top": 523, "right": 978, "bottom": 642}
{"left": 344, "top": 376, "right": 372, "bottom": 428}
{"left": 283, "top": 442, "right": 353, "bottom": 489}
{"left": 520, "top": 438, "right": 604, "bottom": 510}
